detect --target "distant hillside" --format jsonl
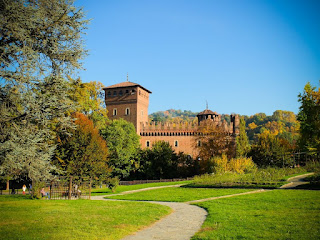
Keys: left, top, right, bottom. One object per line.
{"left": 149, "top": 109, "right": 231, "bottom": 123}
{"left": 149, "top": 109, "right": 299, "bottom": 143}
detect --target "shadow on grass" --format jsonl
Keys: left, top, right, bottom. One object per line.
{"left": 181, "top": 183, "right": 281, "bottom": 189}
{"left": 294, "top": 183, "right": 320, "bottom": 190}
{"left": 0, "top": 194, "right": 32, "bottom": 201}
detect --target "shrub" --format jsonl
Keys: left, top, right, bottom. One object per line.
{"left": 210, "top": 155, "right": 256, "bottom": 174}
{"left": 106, "top": 177, "right": 119, "bottom": 193}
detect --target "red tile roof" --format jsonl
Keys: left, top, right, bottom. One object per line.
{"left": 197, "top": 109, "right": 220, "bottom": 116}
{"left": 103, "top": 81, "right": 152, "bottom": 93}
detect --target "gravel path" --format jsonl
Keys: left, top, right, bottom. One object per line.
{"left": 91, "top": 174, "right": 313, "bottom": 240}
{"left": 122, "top": 201, "right": 207, "bottom": 240}
{"left": 91, "top": 186, "right": 207, "bottom": 240}
{"left": 279, "top": 172, "right": 314, "bottom": 189}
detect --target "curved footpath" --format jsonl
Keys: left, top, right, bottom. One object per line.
{"left": 279, "top": 172, "right": 314, "bottom": 189}
{"left": 91, "top": 173, "right": 314, "bottom": 240}
{"left": 91, "top": 185, "right": 208, "bottom": 240}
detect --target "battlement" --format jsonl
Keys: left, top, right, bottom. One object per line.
{"left": 140, "top": 121, "right": 197, "bottom": 132}
{"left": 140, "top": 116, "right": 239, "bottom": 136}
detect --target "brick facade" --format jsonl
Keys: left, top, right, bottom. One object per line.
{"left": 104, "top": 81, "right": 239, "bottom": 157}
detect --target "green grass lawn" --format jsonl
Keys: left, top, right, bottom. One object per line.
{"left": 106, "top": 187, "right": 253, "bottom": 202}
{"left": 91, "top": 180, "right": 191, "bottom": 196}
{"left": 0, "top": 195, "right": 171, "bottom": 240}
{"left": 192, "top": 189, "right": 320, "bottom": 240}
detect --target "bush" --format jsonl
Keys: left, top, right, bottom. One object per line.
{"left": 305, "top": 161, "right": 320, "bottom": 172}
{"left": 106, "top": 177, "right": 119, "bottom": 193}
{"left": 210, "top": 155, "right": 256, "bottom": 174}
{"left": 31, "top": 182, "right": 45, "bottom": 199}
{"left": 192, "top": 167, "right": 306, "bottom": 188}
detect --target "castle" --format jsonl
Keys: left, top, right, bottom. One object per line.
{"left": 103, "top": 80, "right": 239, "bottom": 157}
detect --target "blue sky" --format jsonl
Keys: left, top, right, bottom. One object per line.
{"left": 75, "top": 0, "right": 320, "bottom": 116}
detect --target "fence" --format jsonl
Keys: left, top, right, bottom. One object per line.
{"left": 48, "top": 177, "right": 91, "bottom": 200}
{"left": 119, "top": 177, "right": 193, "bottom": 185}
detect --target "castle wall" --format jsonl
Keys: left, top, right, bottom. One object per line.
{"left": 140, "top": 134, "right": 199, "bottom": 157}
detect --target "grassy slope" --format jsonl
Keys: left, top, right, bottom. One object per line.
{"left": 106, "top": 187, "right": 253, "bottom": 202}
{"left": 0, "top": 195, "right": 171, "bottom": 240}
{"left": 91, "top": 180, "right": 191, "bottom": 196}
{"left": 192, "top": 190, "right": 320, "bottom": 240}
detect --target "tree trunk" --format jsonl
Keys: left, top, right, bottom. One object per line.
{"left": 68, "top": 176, "right": 73, "bottom": 200}
{"left": 89, "top": 177, "right": 92, "bottom": 200}
{"left": 6, "top": 179, "right": 9, "bottom": 191}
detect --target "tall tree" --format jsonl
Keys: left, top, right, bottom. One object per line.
{"left": 0, "top": 0, "right": 88, "bottom": 182}
{"left": 137, "top": 141, "right": 178, "bottom": 180}
{"left": 100, "top": 119, "right": 140, "bottom": 179}
{"left": 54, "top": 113, "right": 110, "bottom": 179}
{"left": 196, "top": 120, "right": 235, "bottom": 161}
{"left": 236, "top": 117, "right": 251, "bottom": 157}
{"left": 68, "top": 78, "right": 108, "bottom": 129}
{"left": 297, "top": 82, "right": 320, "bottom": 152}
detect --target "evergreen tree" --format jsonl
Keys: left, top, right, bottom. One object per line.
{"left": 0, "top": 0, "right": 88, "bottom": 182}
{"left": 297, "top": 82, "right": 320, "bottom": 152}
{"left": 236, "top": 117, "right": 251, "bottom": 157}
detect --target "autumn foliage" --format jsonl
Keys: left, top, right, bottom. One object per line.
{"left": 196, "top": 120, "right": 235, "bottom": 161}
{"left": 54, "top": 112, "right": 110, "bottom": 179}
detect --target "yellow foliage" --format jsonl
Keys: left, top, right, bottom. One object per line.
{"left": 248, "top": 122, "right": 258, "bottom": 130}
{"left": 212, "top": 155, "right": 256, "bottom": 174}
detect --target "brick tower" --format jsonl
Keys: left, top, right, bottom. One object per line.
{"left": 103, "top": 80, "right": 152, "bottom": 133}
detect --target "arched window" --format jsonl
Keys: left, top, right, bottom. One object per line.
{"left": 174, "top": 140, "right": 178, "bottom": 147}
{"left": 119, "top": 90, "right": 123, "bottom": 96}
{"left": 125, "top": 108, "right": 130, "bottom": 115}
{"left": 146, "top": 141, "right": 150, "bottom": 147}
{"left": 113, "top": 91, "right": 117, "bottom": 96}
{"left": 107, "top": 91, "right": 111, "bottom": 96}
{"left": 113, "top": 108, "right": 117, "bottom": 116}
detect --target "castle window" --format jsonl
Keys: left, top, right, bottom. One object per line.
{"left": 125, "top": 108, "right": 130, "bottom": 115}
{"left": 113, "top": 91, "right": 117, "bottom": 96}
{"left": 126, "top": 89, "right": 129, "bottom": 94}
{"left": 146, "top": 141, "right": 150, "bottom": 147}
{"left": 197, "top": 140, "right": 201, "bottom": 147}
{"left": 174, "top": 140, "right": 178, "bottom": 147}
{"left": 113, "top": 108, "right": 117, "bottom": 116}
{"left": 132, "top": 89, "right": 136, "bottom": 94}
{"left": 107, "top": 91, "right": 111, "bottom": 96}
{"left": 119, "top": 90, "right": 123, "bottom": 96}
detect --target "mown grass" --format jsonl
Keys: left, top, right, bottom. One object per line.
{"left": 0, "top": 195, "right": 171, "bottom": 240}
{"left": 106, "top": 187, "right": 253, "bottom": 202}
{"left": 192, "top": 190, "right": 320, "bottom": 240}
{"left": 189, "top": 167, "right": 307, "bottom": 188}
{"left": 91, "top": 180, "right": 191, "bottom": 196}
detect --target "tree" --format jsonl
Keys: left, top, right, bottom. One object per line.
{"left": 54, "top": 113, "right": 110, "bottom": 179}
{"left": 100, "top": 119, "right": 140, "bottom": 179}
{"left": 196, "top": 120, "right": 235, "bottom": 161}
{"left": 249, "top": 129, "right": 293, "bottom": 167}
{"left": 236, "top": 117, "right": 251, "bottom": 157}
{"left": 0, "top": 0, "right": 88, "bottom": 183}
{"left": 297, "top": 82, "right": 320, "bottom": 151}
{"left": 68, "top": 78, "right": 108, "bottom": 129}
{"left": 138, "top": 141, "right": 178, "bottom": 179}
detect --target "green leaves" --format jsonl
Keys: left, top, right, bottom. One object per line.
{"left": 100, "top": 119, "right": 140, "bottom": 179}
{"left": 297, "top": 82, "right": 320, "bottom": 152}
{"left": 0, "top": 0, "right": 88, "bottom": 182}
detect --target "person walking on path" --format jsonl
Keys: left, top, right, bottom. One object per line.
{"left": 22, "top": 185, "right": 26, "bottom": 195}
